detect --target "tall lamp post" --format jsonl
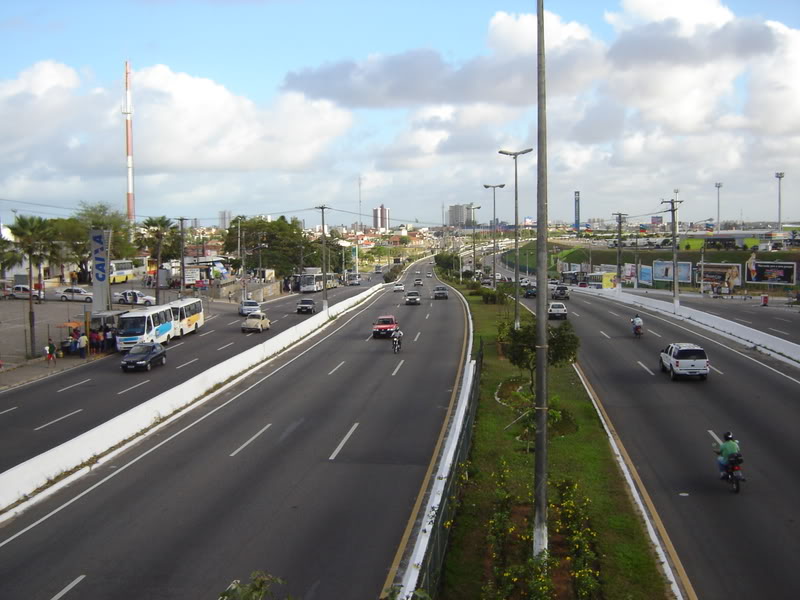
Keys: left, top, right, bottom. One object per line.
{"left": 775, "top": 172, "right": 785, "bottom": 238}
{"left": 715, "top": 182, "right": 722, "bottom": 233}
{"left": 499, "top": 148, "right": 533, "bottom": 329}
{"left": 470, "top": 204, "right": 481, "bottom": 279}
{"left": 484, "top": 184, "right": 505, "bottom": 289}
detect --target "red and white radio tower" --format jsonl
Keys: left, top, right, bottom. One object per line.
{"left": 122, "top": 61, "right": 135, "bottom": 227}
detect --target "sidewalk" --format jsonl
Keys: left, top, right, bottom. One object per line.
{"left": 0, "top": 351, "right": 113, "bottom": 392}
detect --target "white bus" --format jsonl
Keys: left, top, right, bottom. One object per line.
{"left": 169, "top": 298, "right": 205, "bottom": 337}
{"left": 110, "top": 260, "right": 135, "bottom": 284}
{"left": 116, "top": 305, "right": 176, "bottom": 351}
{"left": 300, "top": 272, "right": 324, "bottom": 293}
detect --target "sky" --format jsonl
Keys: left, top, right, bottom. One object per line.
{"left": 1, "top": 0, "right": 799, "bottom": 231}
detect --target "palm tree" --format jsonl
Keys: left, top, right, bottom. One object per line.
{"left": 139, "top": 216, "right": 175, "bottom": 305}
{"left": 0, "top": 237, "right": 22, "bottom": 288}
{"left": 9, "top": 215, "right": 55, "bottom": 357}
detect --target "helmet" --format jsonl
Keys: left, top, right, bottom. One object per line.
{"left": 634, "top": 313, "right": 639, "bottom": 318}
{"left": 723, "top": 431, "right": 734, "bottom": 441}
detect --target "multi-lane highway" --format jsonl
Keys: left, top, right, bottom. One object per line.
{"left": 0, "top": 265, "right": 468, "bottom": 599}
{"left": 0, "top": 281, "right": 382, "bottom": 473}
{"left": 493, "top": 258, "right": 800, "bottom": 599}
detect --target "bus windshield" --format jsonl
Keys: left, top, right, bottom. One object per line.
{"left": 119, "top": 316, "right": 147, "bottom": 336}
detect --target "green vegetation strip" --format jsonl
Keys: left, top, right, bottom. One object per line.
{"left": 438, "top": 281, "right": 669, "bottom": 599}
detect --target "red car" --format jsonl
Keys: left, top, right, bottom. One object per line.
{"left": 372, "top": 315, "right": 399, "bottom": 338}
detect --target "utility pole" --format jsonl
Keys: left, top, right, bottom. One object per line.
{"left": 661, "top": 195, "right": 683, "bottom": 312}
{"left": 470, "top": 204, "right": 481, "bottom": 279}
{"left": 612, "top": 212, "right": 627, "bottom": 289}
{"left": 316, "top": 205, "right": 329, "bottom": 310}
{"left": 237, "top": 219, "right": 241, "bottom": 276}
{"left": 484, "top": 184, "right": 505, "bottom": 289}
{"left": 177, "top": 217, "right": 187, "bottom": 297}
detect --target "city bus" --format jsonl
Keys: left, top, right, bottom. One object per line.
{"left": 299, "top": 271, "right": 324, "bottom": 292}
{"left": 586, "top": 271, "right": 616, "bottom": 289}
{"left": 109, "top": 260, "right": 135, "bottom": 284}
{"left": 116, "top": 304, "right": 176, "bottom": 351}
{"left": 168, "top": 297, "right": 205, "bottom": 337}
{"left": 325, "top": 273, "right": 339, "bottom": 289}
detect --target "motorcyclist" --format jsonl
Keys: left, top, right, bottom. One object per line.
{"left": 391, "top": 327, "right": 404, "bottom": 350}
{"left": 631, "top": 314, "right": 643, "bottom": 334}
{"left": 716, "top": 431, "right": 741, "bottom": 479}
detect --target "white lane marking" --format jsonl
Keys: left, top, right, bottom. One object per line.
{"left": 51, "top": 575, "right": 86, "bottom": 600}
{"left": 328, "top": 361, "right": 345, "bottom": 375}
{"left": 364, "top": 334, "right": 373, "bottom": 342}
{"left": 710, "top": 365, "right": 724, "bottom": 375}
{"left": 57, "top": 379, "right": 91, "bottom": 393}
{"left": 0, "top": 406, "right": 18, "bottom": 416}
{"left": 600, "top": 331, "right": 610, "bottom": 339}
{"left": 166, "top": 341, "right": 184, "bottom": 350}
{"left": 775, "top": 317, "right": 790, "bottom": 323}
{"left": 414, "top": 331, "right": 421, "bottom": 342}
{"left": 176, "top": 358, "right": 199, "bottom": 370}
{"left": 425, "top": 313, "right": 430, "bottom": 319}
{"left": 637, "top": 361, "right": 654, "bottom": 375}
{"left": 117, "top": 380, "right": 150, "bottom": 395}
{"left": 329, "top": 422, "right": 359, "bottom": 461}
{"left": 227, "top": 319, "right": 239, "bottom": 325}
{"left": 608, "top": 310, "right": 620, "bottom": 317}
{"left": 648, "top": 329, "right": 662, "bottom": 338}
{"left": 768, "top": 328, "right": 789, "bottom": 335}
{"left": 245, "top": 333, "right": 254, "bottom": 337}
{"left": 34, "top": 409, "right": 83, "bottom": 431}
{"left": 217, "top": 342, "right": 234, "bottom": 351}
{"left": 572, "top": 311, "right": 580, "bottom": 317}
{"left": 708, "top": 430, "right": 722, "bottom": 445}
{"left": 199, "top": 329, "right": 216, "bottom": 337}
{"left": 272, "top": 318, "right": 280, "bottom": 322}
{"left": 580, "top": 300, "right": 591, "bottom": 305}
{"left": 391, "top": 359, "right": 405, "bottom": 376}
{"left": 229, "top": 423, "right": 272, "bottom": 457}
{"left": 734, "top": 318, "right": 752, "bottom": 324}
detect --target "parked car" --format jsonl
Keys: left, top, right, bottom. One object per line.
{"left": 433, "top": 285, "right": 449, "bottom": 300}
{"left": 524, "top": 287, "right": 537, "bottom": 298}
{"left": 5, "top": 284, "right": 44, "bottom": 300}
{"left": 551, "top": 285, "right": 570, "bottom": 300}
{"left": 547, "top": 302, "right": 568, "bottom": 319}
{"left": 59, "top": 287, "right": 94, "bottom": 302}
{"left": 577, "top": 281, "right": 588, "bottom": 288}
{"left": 659, "top": 343, "right": 709, "bottom": 380}
{"left": 241, "top": 311, "right": 271, "bottom": 333}
{"left": 393, "top": 282, "right": 405, "bottom": 292}
{"left": 113, "top": 289, "right": 155, "bottom": 306}
{"left": 296, "top": 298, "right": 317, "bottom": 314}
{"left": 120, "top": 342, "right": 166, "bottom": 372}
{"left": 405, "top": 291, "right": 421, "bottom": 305}
{"left": 373, "top": 315, "right": 400, "bottom": 338}
{"left": 239, "top": 299, "right": 261, "bottom": 316}
{"left": 414, "top": 278, "right": 424, "bottom": 286}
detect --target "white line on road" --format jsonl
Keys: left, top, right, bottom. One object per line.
{"left": 735, "top": 318, "right": 752, "bottom": 324}
{"left": 57, "top": 378, "right": 91, "bottom": 393}
{"left": 414, "top": 332, "right": 420, "bottom": 342}
{"left": 775, "top": 317, "right": 790, "bottom": 323}
{"left": 166, "top": 341, "right": 184, "bottom": 350}
{"left": 217, "top": 342, "right": 234, "bottom": 351}
{"left": 648, "top": 329, "right": 662, "bottom": 338}
{"left": 176, "top": 358, "right": 199, "bottom": 370}
{"left": 710, "top": 366, "right": 724, "bottom": 375}
{"left": 425, "top": 313, "right": 430, "bottom": 319}
{"left": 50, "top": 575, "right": 86, "bottom": 600}
{"left": 229, "top": 423, "right": 272, "bottom": 457}
{"left": 245, "top": 333, "right": 254, "bottom": 337}
{"left": 34, "top": 409, "right": 83, "bottom": 431}
{"left": 391, "top": 359, "right": 405, "bottom": 376}
{"left": 608, "top": 310, "right": 620, "bottom": 317}
{"left": 329, "top": 422, "right": 359, "bottom": 461}
{"left": 227, "top": 319, "right": 239, "bottom": 325}
{"left": 328, "top": 361, "right": 345, "bottom": 375}
{"left": 0, "top": 406, "right": 18, "bottom": 416}
{"left": 600, "top": 331, "right": 610, "bottom": 339}
{"left": 571, "top": 311, "right": 580, "bottom": 317}
{"left": 117, "top": 380, "right": 150, "bottom": 395}
{"left": 768, "top": 328, "right": 789, "bottom": 335}
{"left": 637, "top": 361, "right": 654, "bottom": 375}
{"left": 364, "top": 334, "right": 373, "bottom": 342}
{"left": 707, "top": 430, "right": 722, "bottom": 445}
{"left": 199, "top": 329, "right": 216, "bottom": 337}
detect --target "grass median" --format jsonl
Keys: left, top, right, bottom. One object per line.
{"left": 439, "top": 282, "right": 670, "bottom": 599}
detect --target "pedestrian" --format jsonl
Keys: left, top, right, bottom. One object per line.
{"left": 70, "top": 328, "right": 79, "bottom": 354}
{"left": 90, "top": 330, "right": 101, "bottom": 354}
{"left": 104, "top": 326, "right": 113, "bottom": 352}
{"left": 78, "top": 331, "right": 89, "bottom": 359}
{"left": 46, "top": 338, "right": 56, "bottom": 367}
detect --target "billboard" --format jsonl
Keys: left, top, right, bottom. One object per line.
{"left": 651, "top": 216, "right": 663, "bottom": 225}
{"left": 696, "top": 263, "right": 742, "bottom": 289}
{"left": 90, "top": 229, "right": 110, "bottom": 311}
{"left": 745, "top": 259, "right": 796, "bottom": 285}
{"left": 639, "top": 265, "right": 653, "bottom": 286}
{"left": 653, "top": 260, "right": 692, "bottom": 283}
{"left": 623, "top": 263, "right": 637, "bottom": 280}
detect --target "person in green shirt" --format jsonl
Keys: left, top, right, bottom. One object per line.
{"left": 717, "top": 431, "right": 740, "bottom": 479}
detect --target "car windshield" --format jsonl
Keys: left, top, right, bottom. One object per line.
{"left": 118, "top": 316, "right": 146, "bottom": 336}
{"left": 243, "top": 301, "right": 258, "bottom": 307}
{"left": 128, "top": 344, "right": 151, "bottom": 356}
{"left": 407, "top": 292, "right": 419, "bottom": 296}
{"left": 676, "top": 349, "right": 707, "bottom": 360}
{"left": 377, "top": 318, "right": 395, "bottom": 325}
{"left": 300, "top": 299, "right": 314, "bottom": 305}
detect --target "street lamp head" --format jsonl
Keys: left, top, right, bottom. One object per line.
{"left": 715, "top": 182, "right": 723, "bottom": 188}
{"left": 775, "top": 172, "right": 785, "bottom": 179}
{"left": 483, "top": 184, "right": 506, "bottom": 189}
{"left": 499, "top": 148, "right": 533, "bottom": 157}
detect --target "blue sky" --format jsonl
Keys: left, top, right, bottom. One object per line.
{"left": 1, "top": 0, "right": 799, "bottom": 230}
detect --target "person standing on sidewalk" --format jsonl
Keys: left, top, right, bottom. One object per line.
{"left": 78, "top": 331, "right": 89, "bottom": 359}
{"left": 46, "top": 338, "right": 56, "bottom": 367}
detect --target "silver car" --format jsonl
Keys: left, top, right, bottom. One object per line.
{"left": 238, "top": 299, "right": 261, "bottom": 316}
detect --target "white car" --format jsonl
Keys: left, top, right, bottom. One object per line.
{"left": 547, "top": 302, "right": 568, "bottom": 320}
{"left": 393, "top": 282, "right": 405, "bottom": 292}
{"left": 113, "top": 289, "right": 155, "bottom": 306}
{"left": 659, "top": 343, "right": 709, "bottom": 380}
{"left": 5, "top": 284, "right": 44, "bottom": 300}
{"left": 241, "top": 311, "right": 271, "bottom": 333}
{"left": 239, "top": 299, "right": 261, "bottom": 315}
{"left": 59, "top": 287, "right": 94, "bottom": 302}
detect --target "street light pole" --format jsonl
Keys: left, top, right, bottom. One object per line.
{"left": 776, "top": 172, "right": 785, "bottom": 237}
{"left": 484, "top": 184, "right": 505, "bottom": 289}
{"left": 715, "top": 182, "right": 722, "bottom": 233}
{"left": 316, "top": 205, "right": 329, "bottom": 311}
{"left": 470, "top": 204, "right": 481, "bottom": 279}
{"left": 662, "top": 193, "right": 683, "bottom": 312}
{"left": 499, "top": 147, "right": 533, "bottom": 330}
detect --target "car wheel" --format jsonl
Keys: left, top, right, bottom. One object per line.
{"left": 670, "top": 367, "right": 677, "bottom": 381}
{"left": 144, "top": 301, "right": 152, "bottom": 306}
{"left": 160, "top": 356, "right": 166, "bottom": 366}
{"left": 119, "top": 298, "right": 128, "bottom": 304}
{"left": 60, "top": 296, "right": 67, "bottom": 302}
{"left": 146, "top": 362, "right": 152, "bottom": 372}
{"left": 258, "top": 325, "right": 263, "bottom": 332}
{"left": 659, "top": 360, "right": 666, "bottom": 373}
{"left": 85, "top": 297, "right": 92, "bottom": 303}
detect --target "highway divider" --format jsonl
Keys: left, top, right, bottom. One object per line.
{"left": 0, "top": 284, "right": 386, "bottom": 514}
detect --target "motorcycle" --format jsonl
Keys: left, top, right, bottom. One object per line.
{"left": 633, "top": 324, "right": 643, "bottom": 338}
{"left": 720, "top": 452, "right": 745, "bottom": 493}
{"left": 392, "top": 336, "right": 401, "bottom": 354}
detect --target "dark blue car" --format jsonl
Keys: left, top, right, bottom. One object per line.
{"left": 524, "top": 287, "right": 537, "bottom": 298}
{"left": 120, "top": 342, "right": 167, "bottom": 372}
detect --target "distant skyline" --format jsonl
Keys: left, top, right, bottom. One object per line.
{"left": 1, "top": 0, "right": 798, "bottom": 230}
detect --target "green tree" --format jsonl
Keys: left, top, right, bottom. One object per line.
{"left": 0, "top": 236, "right": 22, "bottom": 287}
{"left": 73, "top": 201, "right": 135, "bottom": 259}
{"left": 138, "top": 216, "right": 176, "bottom": 305}
{"left": 9, "top": 215, "right": 56, "bottom": 357}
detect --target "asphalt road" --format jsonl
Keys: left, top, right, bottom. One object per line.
{"left": 492, "top": 255, "right": 800, "bottom": 599}
{"left": 0, "top": 280, "right": 383, "bottom": 473}
{"left": 0, "top": 266, "right": 467, "bottom": 599}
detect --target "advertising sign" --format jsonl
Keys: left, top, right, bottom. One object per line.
{"left": 651, "top": 216, "right": 663, "bottom": 225}
{"left": 696, "top": 263, "right": 742, "bottom": 289}
{"left": 184, "top": 267, "right": 201, "bottom": 285}
{"left": 745, "top": 259, "right": 796, "bottom": 285}
{"left": 90, "top": 229, "right": 110, "bottom": 311}
{"left": 600, "top": 264, "right": 617, "bottom": 273}
{"left": 653, "top": 260, "right": 692, "bottom": 283}
{"left": 639, "top": 265, "right": 653, "bottom": 286}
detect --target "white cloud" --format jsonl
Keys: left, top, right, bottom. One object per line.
{"left": 605, "top": 0, "right": 734, "bottom": 35}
